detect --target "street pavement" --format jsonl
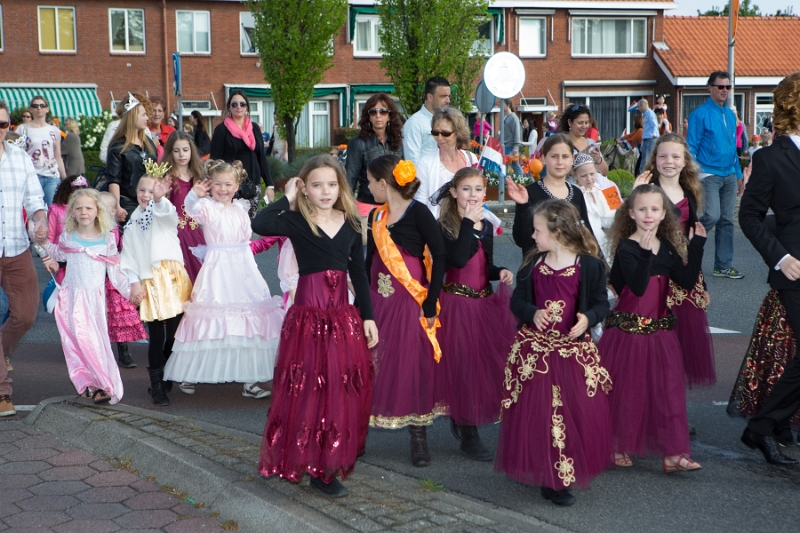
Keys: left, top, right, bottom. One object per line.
{"left": 5, "top": 211, "right": 800, "bottom": 533}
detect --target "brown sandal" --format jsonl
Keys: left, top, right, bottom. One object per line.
{"left": 92, "top": 390, "right": 111, "bottom": 404}
{"left": 663, "top": 454, "right": 701, "bottom": 473}
{"left": 614, "top": 453, "right": 633, "bottom": 467}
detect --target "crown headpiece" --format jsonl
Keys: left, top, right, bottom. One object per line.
{"left": 122, "top": 93, "right": 141, "bottom": 116}
{"left": 573, "top": 152, "right": 595, "bottom": 170}
{"left": 143, "top": 159, "right": 172, "bottom": 179}
{"left": 71, "top": 175, "right": 89, "bottom": 187}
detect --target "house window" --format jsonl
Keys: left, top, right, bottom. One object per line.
{"left": 519, "top": 17, "right": 546, "bottom": 57}
{"left": 354, "top": 15, "right": 382, "bottom": 56}
{"left": 471, "top": 20, "right": 493, "bottom": 56}
{"left": 176, "top": 10, "right": 210, "bottom": 54}
{"left": 109, "top": 9, "right": 144, "bottom": 53}
{"left": 572, "top": 18, "right": 646, "bottom": 57}
{"left": 754, "top": 93, "right": 774, "bottom": 132}
{"left": 683, "top": 93, "right": 744, "bottom": 121}
{"left": 38, "top": 6, "right": 76, "bottom": 52}
{"left": 568, "top": 96, "right": 629, "bottom": 142}
{"left": 241, "top": 12, "right": 256, "bottom": 55}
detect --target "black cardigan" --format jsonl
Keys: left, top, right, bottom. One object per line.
{"left": 194, "top": 130, "right": 211, "bottom": 157}
{"left": 609, "top": 236, "right": 705, "bottom": 297}
{"left": 510, "top": 254, "right": 609, "bottom": 331}
{"left": 443, "top": 219, "right": 504, "bottom": 280}
{"left": 210, "top": 121, "right": 273, "bottom": 188}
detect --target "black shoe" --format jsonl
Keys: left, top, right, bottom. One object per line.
{"left": 163, "top": 380, "right": 173, "bottom": 393}
{"left": 541, "top": 486, "right": 576, "bottom": 506}
{"left": 309, "top": 476, "right": 349, "bottom": 498}
{"left": 741, "top": 427, "right": 798, "bottom": 465}
{"left": 148, "top": 381, "right": 170, "bottom": 407}
{"left": 408, "top": 425, "right": 431, "bottom": 467}
{"left": 117, "top": 343, "right": 137, "bottom": 368}
{"left": 458, "top": 425, "right": 493, "bottom": 462}
{"left": 688, "top": 424, "right": 696, "bottom": 436}
{"left": 777, "top": 427, "right": 795, "bottom": 447}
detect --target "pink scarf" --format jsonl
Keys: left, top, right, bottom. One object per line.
{"left": 224, "top": 116, "right": 256, "bottom": 151}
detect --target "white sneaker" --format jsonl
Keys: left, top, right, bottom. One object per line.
{"left": 179, "top": 382, "right": 196, "bottom": 395}
{"left": 242, "top": 384, "right": 270, "bottom": 399}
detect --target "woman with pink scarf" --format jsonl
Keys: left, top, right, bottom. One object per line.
{"left": 210, "top": 91, "right": 274, "bottom": 217}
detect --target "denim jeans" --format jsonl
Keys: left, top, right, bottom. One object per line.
{"left": 504, "top": 145, "right": 523, "bottom": 175}
{"left": 699, "top": 173, "right": 737, "bottom": 270}
{"left": 38, "top": 175, "right": 60, "bottom": 206}
{"left": 639, "top": 138, "right": 657, "bottom": 172}
{"left": 0, "top": 288, "right": 8, "bottom": 326}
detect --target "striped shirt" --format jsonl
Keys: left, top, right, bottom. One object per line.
{"left": 0, "top": 141, "right": 47, "bottom": 257}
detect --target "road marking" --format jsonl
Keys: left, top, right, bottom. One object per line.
{"left": 712, "top": 401, "right": 728, "bottom": 406}
{"left": 710, "top": 327, "right": 741, "bottom": 334}
{"left": 14, "top": 405, "right": 37, "bottom": 411}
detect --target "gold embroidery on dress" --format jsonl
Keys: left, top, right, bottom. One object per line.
{"left": 668, "top": 276, "right": 708, "bottom": 310}
{"left": 177, "top": 204, "right": 199, "bottom": 231}
{"left": 377, "top": 272, "right": 394, "bottom": 298}
{"left": 545, "top": 300, "right": 565, "bottom": 324}
{"left": 667, "top": 281, "right": 688, "bottom": 308}
{"left": 369, "top": 404, "right": 448, "bottom": 429}
{"left": 559, "top": 267, "right": 576, "bottom": 277}
{"left": 551, "top": 385, "right": 576, "bottom": 487}
{"left": 443, "top": 282, "right": 493, "bottom": 298}
{"left": 538, "top": 263, "right": 554, "bottom": 276}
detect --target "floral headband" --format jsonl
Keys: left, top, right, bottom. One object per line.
{"left": 71, "top": 175, "right": 89, "bottom": 187}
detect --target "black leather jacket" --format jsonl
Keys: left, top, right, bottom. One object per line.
{"left": 105, "top": 138, "right": 157, "bottom": 205}
{"left": 345, "top": 134, "right": 403, "bottom": 204}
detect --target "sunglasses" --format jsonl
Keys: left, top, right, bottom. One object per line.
{"left": 22, "top": 115, "right": 31, "bottom": 119}
{"left": 0, "top": 121, "right": 9, "bottom": 129}
{"left": 431, "top": 130, "right": 455, "bottom": 137}
{"left": 230, "top": 102, "right": 247, "bottom": 108}
{"left": 711, "top": 85, "right": 732, "bottom": 90}
{"left": 30, "top": 103, "right": 48, "bottom": 109}
{"left": 368, "top": 108, "right": 389, "bottom": 116}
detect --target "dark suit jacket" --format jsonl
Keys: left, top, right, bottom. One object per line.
{"left": 739, "top": 135, "right": 800, "bottom": 290}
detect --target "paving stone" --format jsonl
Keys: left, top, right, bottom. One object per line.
{"left": 88, "top": 461, "right": 115, "bottom": 472}
{"left": 128, "top": 480, "right": 160, "bottom": 493}
{"left": 16, "top": 496, "right": 81, "bottom": 512}
{"left": 345, "top": 516, "right": 384, "bottom": 533}
{"left": 0, "top": 489, "right": 34, "bottom": 502}
{"left": 67, "top": 503, "right": 129, "bottom": 520}
{"left": 0, "top": 443, "right": 22, "bottom": 456}
{"left": 423, "top": 501, "right": 463, "bottom": 515}
{"left": 52, "top": 519, "right": 121, "bottom": 533}
{"left": 454, "top": 512, "right": 494, "bottom": 526}
{"left": 122, "top": 492, "right": 181, "bottom": 510}
{"left": 0, "top": 476, "right": 42, "bottom": 489}
{"left": 2, "top": 448, "right": 60, "bottom": 462}
{"left": 429, "top": 515, "right": 458, "bottom": 525}
{"left": 3, "top": 510, "right": 71, "bottom": 528}
{"left": 373, "top": 515, "right": 397, "bottom": 527}
{"left": 394, "top": 519, "right": 435, "bottom": 532}
{"left": 0, "top": 502, "right": 22, "bottom": 519}
{"left": 75, "top": 487, "right": 137, "bottom": 504}
{"left": 29, "top": 482, "right": 90, "bottom": 497}
{"left": 163, "top": 517, "right": 223, "bottom": 533}
{"left": 113, "top": 509, "right": 177, "bottom": 529}
{"left": 38, "top": 466, "right": 96, "bottom": 482}
{"left": 393, "top": 508, "right": 437, "bottom": 523}
{"left": 169, "top": 503, "right": 208, "bottom": 519}
{"left": 0, "top": 462, "right": 52, "bottom": 475}
{"left": 85, "top": 472, "right": 141, "bottom": 488}
{"left": 0, "top": 431, "right": 28, "bottom": 443}
{"left": 45, "top": 452, "right": 98, "bottom": 467}
{"left": 14, "top": 435, "right": 64, "bottom": 449}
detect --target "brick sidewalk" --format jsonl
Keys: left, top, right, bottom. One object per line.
{"left": 0, "top": 419, "right": 228, "bottom": 532}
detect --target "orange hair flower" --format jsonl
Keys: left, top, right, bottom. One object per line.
{"left": 338, "top": 144, "right": 348, "bottom": 150}
{"left": 393, "top": 160, "right": 416, "bottom": 186}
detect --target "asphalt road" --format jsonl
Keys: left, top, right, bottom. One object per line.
{"left": 9, "top": 217, "right": 800, "bottom": 533}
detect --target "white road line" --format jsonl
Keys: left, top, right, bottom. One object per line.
{"left": 13, "top": 405, "right": 37, "bottom": 411}
{"left": 709, "top": 327, "right": 741, "bottom": 334}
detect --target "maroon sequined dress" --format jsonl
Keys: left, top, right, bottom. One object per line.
{"left": 105, "top": 227, "right": 147, "bottom": 343}
{"left": 169, "top": 177, "right": 205, "bottom": 283}
{"left": 258, "top": 270, "right": 374, "bottom": 484}
{"left": 669, "top": 197, "right": 716, "bottom": 387}
{"left": 495, "top": 261, "right": 613, "bottom": 490}
{"left": 435, "top": 241, "right": 516, "bottom": 425}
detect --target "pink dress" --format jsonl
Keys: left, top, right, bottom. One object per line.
{"left": 105, "top": 228, "right": 148, "bottom": 343}
{"left": 46, "top": 232, "right": 130, "bottom": 403}
{"left": 168, "top": 177, "right": 206, "bottom": 283}
{"left": 164, "top": 194, "right": 285, "bottom": 383}
{"left": 47, "top": 203, "right": 68, "bottom": 284}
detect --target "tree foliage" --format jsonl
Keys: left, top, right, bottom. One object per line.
{"left": 774, "top": 5, "right": 795, "bottom": 15}
{"left": 377, "top": 0, "right": 490, "bottom": 117}
{"left": 246, "top": 0, "right": 347, "bottom": 162}
{"left": 698, "top": 0, "right": 761, "bottom": 16}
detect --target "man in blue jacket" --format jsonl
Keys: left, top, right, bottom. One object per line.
{"left": 687, "top": 71, "right": 745, "bottom": 279}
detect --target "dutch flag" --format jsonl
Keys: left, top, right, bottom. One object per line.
{"left": 628, "top": 100, "right": 639, "bottom": 113}
{"left": 479, "top": 136, "right": 505, "bottom": 178}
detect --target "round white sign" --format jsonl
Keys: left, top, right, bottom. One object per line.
{"left": 483, "top": 52, "right": 526, "bottom": 99}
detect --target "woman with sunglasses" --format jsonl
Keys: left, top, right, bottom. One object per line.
{"left": 15, "top": 96, "right": 67, "bottom": 206}
{"left": 558, "top": 105, "right": 609, "bottom": 176}
{"left": 415, "top": 107, "right": 477, "bottom": 218}
{"left": 18, "top": 111, "right": 32, "bottom": 127}
{"left": 345, "top": 93, "right": 404, "bottom": 210}
{"left": 210, "top": 91, "right": 274, "bottom": 218}
{"left": 105, "top": 93, "right": 158, "bottom": 224}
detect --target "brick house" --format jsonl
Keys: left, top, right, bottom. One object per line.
{"left": 654, "top": 16, "right": 800, "bottom": 138}
{"left": 1, "top": 0, "right": 677, "bottom": 147}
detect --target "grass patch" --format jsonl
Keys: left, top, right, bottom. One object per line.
{"left": 160, "top": 485, "right": 188, "bottom": 499}
{"left": 221, "top": 520, "right": 240, "bottom": 531}
{"left": 419, "top": 479, "right": 446, "bottom": 492}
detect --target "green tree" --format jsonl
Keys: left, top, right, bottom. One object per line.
{"left": 774, "top": 5, "right": 795, "bottom": 15}
{"left": 377, "top": 0, "right": 490, "bottom": 117}
{"left": 698, "top": 0, "right": 761, "bottom": 16}
{"left": 246, "top": 0, "right": 347, "bottom": 162}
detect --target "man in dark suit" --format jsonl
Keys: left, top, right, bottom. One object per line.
{"left": 738, "top": 72, "right": 800, "bottom": 465}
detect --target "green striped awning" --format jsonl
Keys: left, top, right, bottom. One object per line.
{"left": 0, "top": 86, "right": 103, "bottom": 118}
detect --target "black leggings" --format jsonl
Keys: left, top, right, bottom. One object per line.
{"left": 146, "top": 314, "right": 182, "bottom": 370}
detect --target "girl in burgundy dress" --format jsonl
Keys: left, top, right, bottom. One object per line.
{"left": 496, "top": 200, "right": 613, "bottom": 507}
{"left": 434, "top": 167, "right": 516, "bottom": 461}
{"left": 163, "top": 132, "right": 206, "bottom": 283}
{"left": 600, "top": 184, "right": 706, "bottom": 472}
{"left": 252, "top": 155, "right": 378, "bottom": 499}
{"left": 633, "top": 133, "right": 715, "bottom": 388}
{"left": 364, "top": 155, "right": 446, "bottom": 468}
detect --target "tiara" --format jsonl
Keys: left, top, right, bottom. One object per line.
{"left": 71, "top": 175, "right": 89, "bottom": 187}
{"left": 573, "top": 152, "right": 595, "bottom": 169}
{"left": 122, "top": 93, "right": 141, "bottom": 116}
{"left": 143, "top": 159, "right": 172, "bottom": 179}
{"left": 8, "top": 134, "right": 27, "bottom": 148}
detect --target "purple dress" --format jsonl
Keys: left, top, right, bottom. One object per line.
{"left": 169, "top": 177, "right": 205, "bottom": 283}
{"left": 495, "top": 261, "right": 614, "bottom": 490}
{"left": 106, "top": 228, "right": 147, "bottom": 343}
{"left": 435, "top": 241, "right": 516, "bottom": 425}
{"left": 669, "top": 198, "right": 716, "bottom": 387}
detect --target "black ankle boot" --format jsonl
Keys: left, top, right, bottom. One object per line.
{"left": 147, "top": 367, "right": 170, "bottom": 406}
{"left": 458, "top": 425, "right": 493, "bottom": 462}
{"left": 408, "top": 425, "right": 431, "bottom": 467}
{"left": 309, "top": 476, "right": 349, "bottom": 498}
{"left": 541, "top": 486, "right": 576, "bottom": 506}
{"left": 117, "top": 343, "right": 136, "bottom": 368}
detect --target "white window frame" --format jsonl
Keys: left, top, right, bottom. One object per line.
{"left": 38, "top": 6, "right": 77, "bottom": 52}
{"left": 755, "top": 92, "right": 774, "bottom": 132}
{"left": 518, "top": 17, "right": 546, "bottom": 58}
{"left": 108, "top": 8, "right": 145, "bottom": 54}
{"left": 353, "top": 14, "right": 382, "bottom": 57}
{"left": 470, "top": 18, "right": 494, "bottom": 57}
{"left": 176, "top": 10, "right": 211, "bottom": 55}
{"left": 571, "top": 17, "right": 647, "bottom": 58}
{"left": 240, "top": 12, "right": 257, "bottom": 56}
{"left": 0, "top": 6, "right": 4, "bottom": 52}
{"left": 309, "top": 100, "right": 330, "bottom": 147}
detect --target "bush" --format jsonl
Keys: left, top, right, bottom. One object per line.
{"left": 287, "top": 149, "right": 330, "bottom": 178}
{"left": 77, "top": 111, "right": 114, "bottom": 151}
{"left": 331, "top": 127, "right": 359, "bottom": 145}
{"left": 266, "top": 156, "right": 288, "bottom": 184}
{"left": 607, "top": 169, "right": 635, "bottom": 198}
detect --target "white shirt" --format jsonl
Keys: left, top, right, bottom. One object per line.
{"left": 402, "top": 106, "right": 437, "bottom": 166}
{"left": 0, "top": 142, "right": 47, "bottom": 257}
{"left": 414, "top": 149, "right": 477, "bottom": 218}
{"left": 99, "top": 120, "right": 120, "bottom": 164}
{"left": 120, "top": 198, "right": 184, "bottom": 282}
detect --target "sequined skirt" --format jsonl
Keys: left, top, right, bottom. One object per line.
{"left": 139, "top": 260, "right": 193, "bottom": 323}
{"left": 105, "top": 277, "right": 147, "bottom": 343}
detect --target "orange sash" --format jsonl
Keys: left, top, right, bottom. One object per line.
{"left": 372, "top": 205, "right": 442, "bottom": 363}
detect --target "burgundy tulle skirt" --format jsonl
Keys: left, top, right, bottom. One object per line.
{"left": 495, "top": 327, "right": 614, "bottom": 490}
{"left": 670, "top": 279, "right": 716, "bottom": 388}
{"left": 435, "top": 284, "right": 516, "bottom": 425}
{"left": 259, "top": 271, "right": 374, "bottom": 484}
{"left": 105, "top": 277, "right": 147, "bottom": 343}
{"left": 599, "top": 327, "right": 691, "bottom": 457}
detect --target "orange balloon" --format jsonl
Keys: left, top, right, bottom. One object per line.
{"left": 528, "top": 158, "right": 544, "bottom": 174}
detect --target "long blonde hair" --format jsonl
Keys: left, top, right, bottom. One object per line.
{"left": 439, "top": 167, "right": 485, "bottom": 240}
{"left": 644, "top": 133, "right": 704, "bottom": 210}
{"left": 64, "top": 189, "right": 115, "bottom": 235}
{"left": 521, "top": 200, "right": 599, "bottom": 267}
{"left": 296, "top": 155, "right": 362, "bottom": 237}
{"left": 110, "top": 93, "right": 156, "bottom": 157}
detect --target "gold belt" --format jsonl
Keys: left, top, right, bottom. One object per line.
{"left": 443, "top": 282, "right": 493, "bottom": 298}
{"left": 605, "top": 310, "right": 676, "bottom": 334}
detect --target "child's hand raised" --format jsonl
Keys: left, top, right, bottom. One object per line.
{"left": 192, "top": 179, "right": 211, "bottom": 198}
{"left": 533, "top": 308, "right": 551, "bottom": 332}
{"left": 505, "top": 177, "right": 529, "bottom": 205}
{"left": 639, "top": 229, "right": 654, "bottom": 251}
{"left": 568, "top": 313, "right": 589, "bottom": 339}
{"left": 153, "top": 179, "right": 168, "bottom": 203}
{"left": 633, "top": 171, "right": 652, "bottom": 189}
{"left": 283, "top": 177, "right": 302, "bottom": 206}
{"left": 688, "top": 222, "right": 707, "bottom": 239}
{"left": 463, "top": 202, "right": 484, "bottom": 224}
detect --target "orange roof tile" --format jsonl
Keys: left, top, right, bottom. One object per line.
{"left": 656, "top": 16, "right": 800, "bottom": 77}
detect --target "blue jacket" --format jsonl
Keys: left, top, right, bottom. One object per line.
{"left": 687, "top": 97, "right": 743, "bottom": 179}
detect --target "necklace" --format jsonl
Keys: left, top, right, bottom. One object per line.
{"left": 538, "top": 179, "right": 574, "bottom": 202}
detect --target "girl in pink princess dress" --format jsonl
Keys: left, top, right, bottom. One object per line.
{"left": 164, "top": 160, "right": 286, "bottom": 399}
{"left": 38, "top": 189, "right": 131, "bottom": 404}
